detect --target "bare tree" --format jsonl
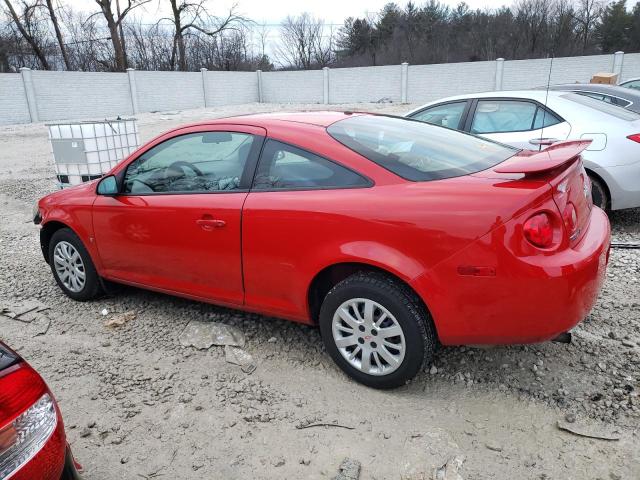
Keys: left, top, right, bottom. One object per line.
{"left": 574, "top": 0, "right": 603, "bottom": 53}
{"left": 126, "top": 18, "right": 173, "bottom": 70}
{"left": 277, "top": 13, "right": 333, "bottom": 69}
{"left": 93, "top": 0, "right": 151, "bottom": 71}
{"left": 60, "top": 7, "right": 113, "bottom": 71}
{"left": 165, "top": 0, "right": 245, "bottom": 71}
{"left": 0, "top": 30, "right": 10, "bottom": 71}
{"left": 3, "top": 0, "right": 50, "bottom": 69}
{"left": 44, "top": 0, "right": 69, "bottom": 69}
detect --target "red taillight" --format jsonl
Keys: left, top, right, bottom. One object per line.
{"left": 0, "top": 363, "right": 59, "bottom": 479}
{"left": 627, "top": 133, "right": 640, "bottom": 143}
{"left": 0, "top": 364, "right": 47, "bottom": 428}
{"left": 523, "top": 212, "right": 554, "bottom": 248}
{"left": 562, "top": 202, "right": 578, "bottom": 237}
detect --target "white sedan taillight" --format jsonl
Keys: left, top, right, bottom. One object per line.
{"left": 0, "top": 394, "right": 58, "bottom": 479}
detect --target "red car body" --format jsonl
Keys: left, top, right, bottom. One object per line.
{"left": 0, "top": 342, "right": 81, "bottom": 480}
{"left": 36, "top": 112, "right": 610, "bottom": 346}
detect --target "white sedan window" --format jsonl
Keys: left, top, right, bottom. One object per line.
{"left": 471, "top": 100, "right": 538, "bottom": 134}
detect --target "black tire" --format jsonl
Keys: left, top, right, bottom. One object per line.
{"left": 589, "top": 174, "right": 610, "bottom": 211}
{"left": 48, "top": 228, "right": 103, "bottom": 301}
{"left": 319, "top": 272, "right": 437, "bottom": 389}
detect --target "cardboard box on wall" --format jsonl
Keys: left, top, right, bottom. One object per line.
{"left": 591, "top": 72, "right": 618, "bottom": 85}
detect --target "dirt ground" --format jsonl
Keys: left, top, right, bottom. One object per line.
{"left": 1, "top": 103, "right": 639, "bottom": 480}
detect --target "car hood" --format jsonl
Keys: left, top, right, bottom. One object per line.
{"left": 39, "top": 179, "right": 99, "bottom": 207}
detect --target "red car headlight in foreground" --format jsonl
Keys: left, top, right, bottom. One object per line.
{"left": 0, "top": 394, "right": 57, "bottom": 479}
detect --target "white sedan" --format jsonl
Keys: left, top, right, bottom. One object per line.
{"left": 406, "top": 90, "right": 640, "bottom": 210}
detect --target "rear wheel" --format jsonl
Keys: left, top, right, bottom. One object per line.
{"left": 319, "top": 272, "right": 437, "bottom": 389}
{"left": 588, "top": 174, "right": 609, "bottom": 211}
{"left": 48, "top": 228, "right": 103, "bottom": 301}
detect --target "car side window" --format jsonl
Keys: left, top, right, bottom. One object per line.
{"left": 613, "top": 97, "right": 632, "bottom": 107}
{"left": 124, "top": 132, "right": 255, "bottom": 194}
{"left": 472, "top": 100, "right": 560, "bottom": 134}
{"left": 410, "top": 102, "right": 466, "bottom": 129}
{"left": 578, "top": 91, "right": 606, "bottom": 102}
{"left": 252, "top": 140, "right": 369, "bottom": 190}
{"left": 622, "top": 79, "right": 640, "bottom": 90}
{"left": 532, "top": 106, "right": 562, "bottom": 129}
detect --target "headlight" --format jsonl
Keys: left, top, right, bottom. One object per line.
{"left": 32, "top": 202, "right": 42, "bottom": 225}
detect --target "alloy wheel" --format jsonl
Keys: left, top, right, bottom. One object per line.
{"left": 53, "top": 241, "right": 86, "bottom": 293}
{"left": 331, "top": 298, "right": 406, "bottom": 376}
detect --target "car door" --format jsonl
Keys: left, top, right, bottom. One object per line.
{"left": 92, "top": 125, "right": 265, "bottom": 305}
{"left": 467, "top": 99, "right": 571, "bottom": 150}
{"left": 242, "top": 139, "right": 371, "bottom": 320}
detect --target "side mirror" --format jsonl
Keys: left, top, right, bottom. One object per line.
{"left": 97, "top": 175, "right": 119, "bottom": 196}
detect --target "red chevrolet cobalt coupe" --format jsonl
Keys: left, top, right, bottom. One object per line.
{"left": 35, "top": 112, "right": 610, "bottom": 388}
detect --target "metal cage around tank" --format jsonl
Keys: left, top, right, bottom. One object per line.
{"left": 47, "top": 119, "right": 140, "bottom": 188}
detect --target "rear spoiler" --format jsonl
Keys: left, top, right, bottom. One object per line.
{"left": 494, "top": 140, "right": 591, "bottom": 174}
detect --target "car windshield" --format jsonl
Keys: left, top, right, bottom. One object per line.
{"left": 327, "top": 115, "right": 518, "bottom": 181}
{"left": 562, "top": 93, "right": 640, "bottom": 121}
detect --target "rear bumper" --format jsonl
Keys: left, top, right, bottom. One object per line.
{"left": 412, "top": 207, "right": 611, "bottom": 345}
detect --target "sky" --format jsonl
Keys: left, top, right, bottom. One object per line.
{"left": 65, "top": 0, "right": 511, "bottom": 26}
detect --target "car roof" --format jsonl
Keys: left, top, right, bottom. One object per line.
{"left": 182, "top": 111, "right": 362, "bottom": 129}
{"left": 422, "top": 90, "right": 567, "bottom": 103}
{"left": 545, "top": 83, "right": 640, "bottom": 99}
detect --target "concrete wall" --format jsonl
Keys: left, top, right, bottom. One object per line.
{"left": 408, "top": 60, "right": 496, "bottom": 103}
{"left": 262, "top": 70, "right": 323, "bottom": 103}
{"left": 135, "top": 71, "right": 203, "bottom": 112}
{"left": 619, "top": 52, "right": 640, "bottom": 82}
{"left": 0, "top": 73, "right": 30, "bottom": 124}
{"left": 1, "top": 51, "right": 638, "bottom": 126}
{"left": 502, "top": 55, "right": 615, "bottom": 90}
{"left": 330, "top": 65, "right": 402, "bottom": 103}
{"left": 31, "top": 71, "right": 132, "bottom": 122}
{"left": 204, "top": 71, "right": 258, "bottom": 105}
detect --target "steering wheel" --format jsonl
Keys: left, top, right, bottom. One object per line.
{"left": 168, "top": 161, "right": 203, "bottom": 177}
{"left": 129, "top": 178, "right": 156, "bottom": 193}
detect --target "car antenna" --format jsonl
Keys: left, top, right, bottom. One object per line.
{"left": 539, "top": 54, "right": 554, "bottom": 148}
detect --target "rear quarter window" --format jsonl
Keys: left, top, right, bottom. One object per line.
{"left": 327, "top": 115, "right": 518, "bottom": 182}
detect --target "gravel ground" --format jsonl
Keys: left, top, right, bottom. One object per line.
{"left": 1, "top": 103, "right": 639, "bottom": 480}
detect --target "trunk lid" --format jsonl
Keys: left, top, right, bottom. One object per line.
{"left": 474, "top": 140, "right": 593, "bottom": 246}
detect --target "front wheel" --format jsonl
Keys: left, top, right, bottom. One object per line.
{"left": 319, "top": 272, "right": 437, "bottom": 389}
{"left": 48, "top": 228, "right": 103, "bottom": 301}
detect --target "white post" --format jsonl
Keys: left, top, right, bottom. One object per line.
{"left": 322, "top": 67, "right": 329, "bottom": 104}
{"left": 495, "top": 58, "right": 505, "bottom": 91}
{"left": 20, "top": 67, "right": 38, "bottom": 123}
{"left": 201, "top": 68, "right": 208, "bottom": 108}
{"left": 126, "top": 68, "right": 139, "bottom": 114}
{"left": 401, "top": 62, "right": 409, "bottom": 103}
{"left": 256, "top": 70, "right": 263, "bottom": 103}
{"left": 613, "top": 51, "right": 624, "bottom": 79}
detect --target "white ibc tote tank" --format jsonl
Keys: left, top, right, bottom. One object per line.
{"left": 47, "top": 118, "right": 140, "bottom": 188}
